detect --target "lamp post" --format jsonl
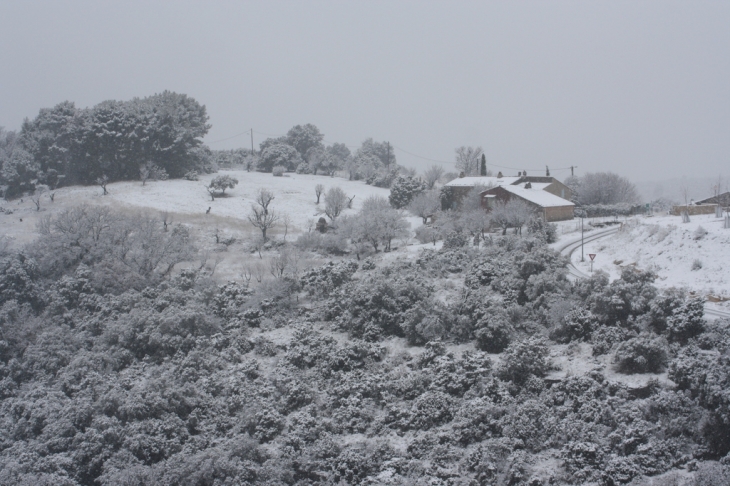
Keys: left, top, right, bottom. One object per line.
{"left": 574, "top": 208, "right": 587, "bottom": 263}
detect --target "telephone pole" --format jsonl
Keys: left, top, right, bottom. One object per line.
{"left": 570, "top": 165, "right": 577, "bottom": 177}
{"left": 250, "top": 129, "right": 254, "bottom": 155}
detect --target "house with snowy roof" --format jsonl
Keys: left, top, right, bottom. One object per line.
{"left": 480, "top": 182, "right": 575, "bottom": 222}
{"left": 442, "top": 172, "right": 574, "bottom": 220}
{"left": 695, "top": 191, "right": 730, "bottom": 209}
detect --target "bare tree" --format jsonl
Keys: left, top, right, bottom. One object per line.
{"left": 423, "top": 165, "right": 444, "bottom": 189}
{"left": 96, "top": 175, "right": 109, "bottom": 195}
{"left": 140, "top": 163, "right": 168, "bottom": 186}
{"left": 240, "top": 267, "right": 252, "bottom": 287}
{"left": 344, "top": 195, "right": 410, "bottom": 252}
{"left": 255, "top": 188, "right": 275, "bottom": 215}
{"left": 490, "top": 199, "right": 534, "bottom": 235}
{"left": 576, "top": 172, "right": 639, "bottom": 205}
{"left": 315, "top": 184, "right": 325, "bottom": 204}
{"left": 268, "top": 248, "right": 302, "bottom": 279}
{"left": 711, "top": 174, "right": 724, "bottom": 217}
{"left": 459, "top": 208, "right": 491, "bottom": 245}
{"left": 324, "top": 187, "right": 348, "bottom": 223}
{"left": 161, "top": 211, "right": 172, "bottom": 232}
{"left": 347, "top": 195, "right": 356, "bottom": 209}
{"left": 454, "top": 146, "right": 483, "bottom": 176}
{"left": 680, "top": 180, "right": 691, "bottom": 223}
{"left": 248, "top": 205, "right": 279, "bottom": 241}
{"left": 281, "top": 212, "right": 292, "bottom": 241}
{"left": 246, "top": 261, "right": 266, "bottom": 282}
{"left": 30, "top": 185, "right": 48, "bottom": 211}
{"left": 408, "top": 190, "right": 440, "bottom": 224}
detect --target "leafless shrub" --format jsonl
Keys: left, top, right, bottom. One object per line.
{"left": 324, "top": 187, "right": 348, "bottom": 223}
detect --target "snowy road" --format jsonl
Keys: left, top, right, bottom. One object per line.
{"left": 555, "top": 225, "right": 730, "bottom": 320}
{"left": 554, "top": 226, "right": 620, "bottom": 280}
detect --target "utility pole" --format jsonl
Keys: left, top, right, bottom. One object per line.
{"left": 570, "top": 165, "right": 577, "bottom": 177}
{"left": 546, "top": 165, "right": 550, "bottom": 177}
{"left": 250, "top": 129, "right": 254, "bottom": 155}
{"left": 581, "top": 216, "right": 585, "bottom": 262}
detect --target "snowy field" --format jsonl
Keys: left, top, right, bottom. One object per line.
{"left": 0, "top": 170, "right": 423, "bottom": 280}
{"left": 555, "top": 213, "right": 730, "bottom": 307}
{"left": 0, "top": 170, "right": 398, "bottom": 241}
{"left": 4, "top": 174, "right": 729, "bottom": 304}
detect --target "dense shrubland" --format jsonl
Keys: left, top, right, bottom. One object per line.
{"left": 0, "top": 204, "right": 728, "bottom": 485}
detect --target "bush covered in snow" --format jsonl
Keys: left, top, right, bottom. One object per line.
{"left": 0, "top": 203, "right": 727, "bottom": 484}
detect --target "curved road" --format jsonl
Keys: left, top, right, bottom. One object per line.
{"left": 555, "top": 225, "right": 730, "bottom": 320}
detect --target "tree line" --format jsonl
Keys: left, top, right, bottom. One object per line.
{"left": 0, "top": 92, "right": 211, "bottom": 198}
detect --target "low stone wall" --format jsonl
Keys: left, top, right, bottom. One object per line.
{"left": 670, "top": 204, "right": 718, "bottom": 216}
{"left": 544, "top": 205, "right": 575, "bottom": 222}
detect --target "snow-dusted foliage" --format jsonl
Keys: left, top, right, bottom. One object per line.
{"left": 0, "top": 202, "right": 727, "bottom": 485}
{"left": 259, "top": 143, "right": 302, "bottom": 172}
{"left": 12, "top": 93, "right": 210, "bottom": 189}
{"left": 388, "top": 175, "right": 426, "bottom": 209}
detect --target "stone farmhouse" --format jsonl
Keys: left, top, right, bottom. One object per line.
{"left": 481, "top": 183, "right": 575, "bottom": 222}
{"left": 443, "top": 173, "right": 575, "bottom": 222}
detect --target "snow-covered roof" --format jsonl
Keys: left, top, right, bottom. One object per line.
{"left": 498, "top": 185, "right": 575, "bottom": 208}
{"left": 445, "top": 176, "right": 519, "bottom": 188}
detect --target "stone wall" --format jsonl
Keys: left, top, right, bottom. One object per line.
{"left": 670, "top": 204, "right": 718, "bottom": 216}
{"left": 544, "top": 205, "right": 575, "bottom": 222}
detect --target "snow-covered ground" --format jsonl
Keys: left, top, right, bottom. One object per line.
{"left": 554, "top": 213, "right": 730, "bottom": 308}
{"left": 0, "top": 170, "right": 397, "bottom": 243}
{"left": 5, "top": 172, "right": 729, "bottom": 307}
{"left": 0, "top": 170, "right": 425, "bottom": 281}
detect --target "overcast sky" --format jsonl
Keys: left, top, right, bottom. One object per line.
{"left": 1, "top": 1, "right": 728, "bottom": 182}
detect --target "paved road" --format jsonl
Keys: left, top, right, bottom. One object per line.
{"left": 555, "top": 226, "right": 619, "bottom": 280}
{"left": 555, "top": 225, "right": 730, "bottom": 320}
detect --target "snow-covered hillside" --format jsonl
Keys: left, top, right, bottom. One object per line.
{"left": 563, "top": 213, "right": 730, "bottom": 303}
{"left": 0, "top": 170, "right": 397, "bottom": 245}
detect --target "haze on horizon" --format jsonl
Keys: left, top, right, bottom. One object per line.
{"left": 1, "top": 0, "right": 728, "bottom": 183}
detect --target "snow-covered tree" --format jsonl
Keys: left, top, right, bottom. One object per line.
{"left": 286, "top": 123, "right": 324, "bottom": 158}
{"left": 207, "top": 174, "right": 238, "bottom": 199}
{"left": 259, "top": 143, "right": 302, "bottom": 172}
{"left": 389, "top": 176, "right": 426, "bottom": 209}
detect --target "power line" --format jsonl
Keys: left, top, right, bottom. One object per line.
{"left": 207, "top": 131, "right": 251, "bottom": 144}
{"left": 208, "top": 129, "right": 577, "bottom": 176}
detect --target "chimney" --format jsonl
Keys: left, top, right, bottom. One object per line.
{"left": 525, "top": 182, "right": 532, "bottom": 189}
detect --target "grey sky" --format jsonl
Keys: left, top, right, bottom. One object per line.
{"left": 1, "top": 0, "right": 728, "bottom": 182}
